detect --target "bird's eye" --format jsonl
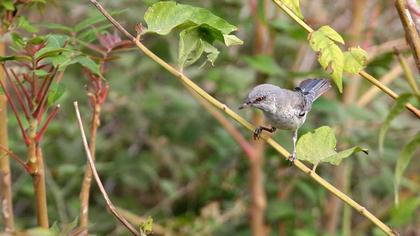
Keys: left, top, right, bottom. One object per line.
{"left": 254, "top": 96, "right": 265, "bottom": 103}
{"left": 299, "top": 111, "right": 305, "bottom": 117}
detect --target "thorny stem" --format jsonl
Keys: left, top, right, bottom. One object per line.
{"left": 74, "top": 101, "right": 139, "bottom": 236}
{"left": 79, "top": 103, "right": 101, "bottom": 229}
{"left": 88, "top": 1, "right": 398, "bottom": 235}
{"left": 272, "top": 0, "right": 420, "bottom": 119}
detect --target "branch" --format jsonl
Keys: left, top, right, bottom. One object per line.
{"left": 0, "top": 145, "right": 29, "bottom": 172}
{"left": 272, "top": 0, "right": 420, "bottom": 119}
{"left": 395, "top": 0, "right": 420, "bottom": 73}
{"left": 88, "top": 1, "right": 398, "bottom": 235}
{"left": 73, "top": 101, "right": 139, "bottom": 236}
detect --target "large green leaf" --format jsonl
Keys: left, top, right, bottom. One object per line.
{"left": 343, "top": 46, "right": 368, "bottom": 74}
{"left": 309, "top": 26, "right": 344, "bottom": 92}
{"left": 143, "top": 1, "right": 242, "bottom": 69}
{"left": 282, "top": 0, "right": 303, "bottom": 19}
{"left": 378, "top": 94, "right": 413, "bottom": 154}
{"left": 296, "top": 126, "right": 367, "bottom": 169}
{"left": 394, "top": 132, "right": 420, "bottom": 205}
{"left": 144, "top": 1, "right": 237, "bottom": 35}
{"left": 1, "top": 0, "right": 15, "bottom": 11}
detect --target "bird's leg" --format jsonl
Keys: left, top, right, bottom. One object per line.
{"left": 288, "top": 129, "right": 298, "bottom": 164}
{"left": 253, "top": 126, "right": 276, "bottom": 140}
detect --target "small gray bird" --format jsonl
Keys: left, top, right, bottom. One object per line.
{"left": 239, "top": 79, "right": 331, "bottom": 162}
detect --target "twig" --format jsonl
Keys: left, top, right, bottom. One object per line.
{"left": 357, "top": 63, "right": 404, "bottom": 107}
{"left": 395, "top": 48, "right": 420, "bottom": 95}
{"left": 395, "top": 0, "right": 420, "bottom": 73}
{"left": 272, "top": 0, "right": 420, "bottom": 118}
{"left": 73, "top": 101, "right": 139, "bottom": 236}
{"left": 0, "top": 145, "right": 29, "bottom": 172}
{"left": 88, "top": 1, "right": 398, "bottom": 235}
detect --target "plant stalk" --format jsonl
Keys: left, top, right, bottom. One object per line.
{"left": 27, "top": 120, "right": 49, "bottom": 228}
{"left": 0, "top": 28, "right": 15, "bottom": 232}
{"left": 79, "top": 103, "right": 101, "bottom": 229}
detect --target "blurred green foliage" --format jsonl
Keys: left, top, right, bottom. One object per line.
{"left": 1, "top": 0, "right": 419, "bottom": 236}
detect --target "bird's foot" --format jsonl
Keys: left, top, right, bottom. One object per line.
{"left": 253, "top": 127, "right": 262, "bottom": 140}
{"left": 288, "top": 154, "right": 296, "bottom": 166}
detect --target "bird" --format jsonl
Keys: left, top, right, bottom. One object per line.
{"left": 239, "top": 78, "right": 331, "bottom": 163}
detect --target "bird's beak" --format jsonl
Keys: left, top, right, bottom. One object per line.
{"left": 238, "top": 103, "right": 248, "bottom": 110}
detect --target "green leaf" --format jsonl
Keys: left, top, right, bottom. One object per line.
{"left": 47, "top": 83, "right": 65, "bottom": 106}
{"left": 223, "top": 34, "right": 243, "bottom": 46}
{"left": 317, "top": 25, "right": 344, "bottom": 44}
{"left": 324, "top": 146, "right": 368, "bottom": 165}
{"left": 296, "top": 126, "right": 367, "bottom": 168}
{"left": 296, "top": 126, "right": 337, "bottom": 166}
{"left": 11, "top": 33, "right": 25, "bottom": 48}
{"left": 39, "top": 23, "right": 72, "bottom": 32}
{"left": 144, "top": 1, "right": 237, "bottom": 35}
{"left": 378, "top": 94, "right": 413, "bottom": 154}
{"left": 343, "top": 46, "right": 368, "bottom": 74}
{"left": 139, "top": 216, "right": 153, "bottom": 235}
{"left": 243, "top": 55, "right": 284, "bottom": 76}
{"left": 178, "top": 27, "right": 205, "bottom": 69}
{"left": 394, "top": 132, "right": 420, "bottom": 205}
{"left": 75, "top": 55, "right": 101, "bottom": 75}
{"left": 34, "top": 35, "right": 70, "bottom": 60}
{"left": 389, "top": 197, "right": 420, "bottom": 227}
{"left": 309, "top": 26, "right": 345, "bottom": 92}
{"left": 202, "top": 41, "right": 219, "bottom": 66}
{"left": 282, "top": 0, "right": 303, "bottom": 19}
{"left": 17, "top": 16, "right": 38, "bottom": 33}
{"left": 1, "top": 0, "right": 15, "bottom": 11}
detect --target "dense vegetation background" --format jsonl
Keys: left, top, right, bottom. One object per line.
{"left": 0, "top": 0, "right": 419, "bottom": 235}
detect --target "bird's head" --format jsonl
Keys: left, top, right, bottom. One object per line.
{"left": 239, "top": 84, "right": 279, "bottom": 113}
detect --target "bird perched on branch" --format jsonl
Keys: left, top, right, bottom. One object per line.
{"left": 239, "top": 79, "right": 331, "bottom": 163}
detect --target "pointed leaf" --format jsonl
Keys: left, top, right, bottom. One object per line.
{"left": 143, "top": 1, "right": 237, "bottom": 35}
{"left": 378, "top": 94, "right": 413, "bottom": 153}
{"left": 318, "top": 25, "right": 344, "bottom": 44}
{"left": 75, "top": 55, "right": 101, "bottom": 75}
{"left": 309, "top": 27, "right": 345, "bottom": 92}
{"left": 18, "top": 16, "right": 38, "bottom": 33}
{"left": 343, "top": 46, "right": 368, "bottom": 74}
{"left": 394, "top": 132, "right": 420, "bottom": 205}
{"left": 282, "top": 0, "right": 303, "bottom": 19}
{"left": 223, "top": 34, "right": 243, "bottom": 46}
{"left": 323, "top": 146, "right": 368, "bottom": 165}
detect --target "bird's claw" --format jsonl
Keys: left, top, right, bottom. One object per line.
{"left": 288, "top": 154, "right": 296, "bottom": 166}
{"left": 253, "top": 127, "right": 262, "bottom": 140}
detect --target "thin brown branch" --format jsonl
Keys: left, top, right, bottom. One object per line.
{"left": 395, "top": 48, "right": 420, "bottom": 95}
{"left": 0, "top": 145, "right": 29, "bottom": 172}
{"left": 79, "top": 103, "right": 101, "bottom": 229}
{"left": 73, "top": 101, "right": 139, "bottom": 236}
{"left": 395, "top": 0, "right": 420, "bottom": 73}
{"left": 357, "top": 63, "right": 404, "bottom": 107}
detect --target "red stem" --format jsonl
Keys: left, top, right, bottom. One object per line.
{"left": 0, "top": 78, "right": 29, "bottom": 145}
{"left": 11, "top": 69, "right": 32, "bottom": 110}
{"left": 35, "top": 105, "right": 60, "bottom": 142}
{"left": 0, "top": 145, "right": 29, "bottom": 172}
{"left": 33, "top": 67, "right": 58, "bottom": 121}
{"left": 2, "top": 66, "right": 30, "bottom": 121}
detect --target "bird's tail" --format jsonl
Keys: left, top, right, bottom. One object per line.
{"left": 295, "top": 79, "right": 331, "bottom": 103}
